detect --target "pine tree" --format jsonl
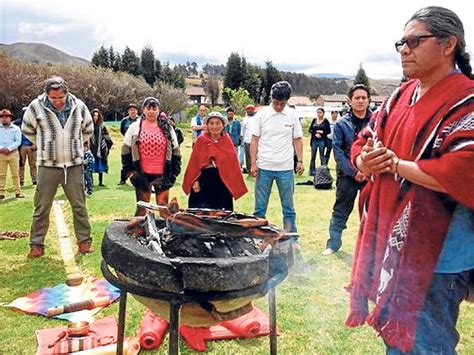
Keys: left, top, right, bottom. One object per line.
{"left": 223, "top": 52, "right": 243, "bottom": 89}
{"left": 141, "top": 46, "right": 156, "bottom": 86}
{"left": 91, "top": 46, "right": 110, "bottom": 68}
{"left": 108, "top": 46, "right": 121, "bottom": 72}
{"left": 223, "top": 52, "right": 243, "bottom": 103}
{"left": 354, "top": 63, "right": 370, "bottom": 88}
{"left": 154, "top": 59, "right": 162, "bottom": 81}
{"left": 161, "top": 62, "right": 185, "bottom": 89}
{"left": 242, "top": 61, "right": 262, "bottom": 103}
{"left": 120, "top": 46, "right": 140, "bottom": 76}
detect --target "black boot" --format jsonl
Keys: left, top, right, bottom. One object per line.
{"left": 98, "top": 173, "right": 104, "bottom": 186}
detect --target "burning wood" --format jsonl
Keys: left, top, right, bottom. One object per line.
{"left": 127, "top": 201, "right": 298, "bottom": 258}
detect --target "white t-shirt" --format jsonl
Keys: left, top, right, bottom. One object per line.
{"left": 241, "top": 115, "right": 253, "bottom": 144}
{"left": 327, "top": 119, "right": 338, "bottom": 140}
{"left": 250, "top": 105, "right": 303, "bottom": 171}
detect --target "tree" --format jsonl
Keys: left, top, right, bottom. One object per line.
{"left": 203, "top": 63, "right": 225, "bottom": 77}
{"left": 222, "top": 87, "right": 254, "bottom": 116}
{"left": 242, "top": 62, "right": 262, "bottom": 103}
{"left": 223, "top": 52, "right": 243, "bottom": 90}
{"left": 153, "top": 82, "right": 188, "bottom": 115}
{"left": 160, "top": 62, "right": 185, "bottom": 89}
{"left": 91, "top": 46, "right": 110, "bottom": 68}
{"left": 354, "top": 63, "right": 370, "bottom": 88}
{"left": 108, "top": 46, "right": 121, "bottom": 72}
{"left": 120, "top": 46, "right": 140, "bottom": 76}
{"left": 223, "top": 52, "right": 243, "bottom": 103}
{"left": 202, "top": 76, "right": 220, "bottom": 106}
{"left": 154, "top": 59, "right": 162, "bottom": 81}
{"left": 263, "top": 61, "right": 282, "bottom": 104}
{"left": 189, "top": 62, "right": 198, "bottom": 76}
{"left": 141, "top": 46, "right": 156, "bottom": 86}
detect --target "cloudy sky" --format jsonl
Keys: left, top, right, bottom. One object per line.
{"left": 1, "top": 0, "right": 472, "bottom": 79}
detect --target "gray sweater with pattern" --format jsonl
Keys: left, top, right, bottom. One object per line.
{"left": 22, "top": 93, "right": 93, "bottom": 168}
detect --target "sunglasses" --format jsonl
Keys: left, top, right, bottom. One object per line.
{"left": 394, "top": 35, "right": 436, "bottom": 52}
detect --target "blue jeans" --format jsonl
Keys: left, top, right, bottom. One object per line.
{"left": 327, "top": 175, "right": 364, "bottom": 251}
{"left": 309, "top": 140, "right": 327, "bottom": 175}
{"left": 325, "top": 139, "right": 333, "bottom": 165}
{"left": 254, "top": 169, "right": 297, "bottom": 232}
{"left": 386, "top": 270, "right": 472, "bottom": 355}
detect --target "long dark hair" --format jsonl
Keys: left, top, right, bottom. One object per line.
{"left": 91, "top": 109, "right": 104, "bottom": 125}
{"left": 408, "top": 6, "right": 473, "bottom": 79}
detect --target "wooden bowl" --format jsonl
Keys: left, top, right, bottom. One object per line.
{"left": 67, "top": 321, "right": 90, "bottom": 337}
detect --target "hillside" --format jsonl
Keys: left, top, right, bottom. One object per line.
{"left": 0, "top": 42, "right": 89, "bottom": 66}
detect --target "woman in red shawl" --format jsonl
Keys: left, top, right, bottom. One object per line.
{"left": 346, "top": 7, "right": 474, "bottom": 354}
{"left": 183, "top": 111, "right": 247, "bottom": 210}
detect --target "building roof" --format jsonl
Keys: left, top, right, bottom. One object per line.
{"left": 185, "top": 86, "right": 206, "bottom": 96}
{"left": 320, "top": 94, "right": 348, "bottom": 102}
{"left": 288, "top": 96, "right": 313, "bottom": 106}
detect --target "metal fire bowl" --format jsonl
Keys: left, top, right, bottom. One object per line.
{"left": 102, "top": 221, "right": 294, "bottom": 294}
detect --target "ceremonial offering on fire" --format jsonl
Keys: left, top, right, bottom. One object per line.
{"left": 102, "top": 199, "right": 296, "bottom": 327}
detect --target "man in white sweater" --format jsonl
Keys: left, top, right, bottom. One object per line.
{"left": 22, "top": 76, "right": 94, "bottom": 258}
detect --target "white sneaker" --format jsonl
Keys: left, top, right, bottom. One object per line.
{"left": 321, "top": 248, "right": 336, "bottom": 256}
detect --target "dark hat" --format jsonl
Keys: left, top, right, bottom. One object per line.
{"left": 142, "top": 97, "right": 160, "bottom": 108}
{"left": 225, "top": 107, "right": 235, "bottom": 113}
{"left": 127, "top": 103, "right": 139, "bottom": 110}
{"left": 0, "top": 109, "right": 14, "bottom": 117}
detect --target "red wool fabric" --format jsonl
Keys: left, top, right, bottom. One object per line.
{"left": 346, "top": 74, "right": 474, "bottom": 352}
{"left": 182, "top": 132, "right": 247, "bottom": 199}
{"left": 139, "top": 120, "right": 167, "bottom": 174}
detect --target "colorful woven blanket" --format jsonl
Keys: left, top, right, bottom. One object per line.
{"left": 5, "top": 277, "right": 120, "bottom": 322}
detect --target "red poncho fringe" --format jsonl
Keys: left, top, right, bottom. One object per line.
{"left": 182, "top": 133, "right": 248, "bottom": 199}
{"left": 346, "top": 73, "right": 474, "bottom": 352}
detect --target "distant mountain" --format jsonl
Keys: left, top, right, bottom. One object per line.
{"left": 0, "top": 42, "right": 89, "bottom": 66}
{"left": 310, "top": 73, "right": 354, "bottom": 80}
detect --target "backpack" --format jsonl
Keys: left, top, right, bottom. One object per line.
{"left": 313, "top": 166, "right": 333, "bottom": 190}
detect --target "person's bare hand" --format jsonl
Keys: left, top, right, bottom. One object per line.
{"left": 250, "top": 163, "right": 259, "bottom": 178}
{"left": 354, "top": 171, "right": 368, "bottom": 182}
{"left": 295, "top": 162, "right": 304, "bottom": 176}
{"left": 192, "top": 181, "right": 201, "bottom": 193}
{"left": 360, "top": 138, "right": 394, "bottom": 175}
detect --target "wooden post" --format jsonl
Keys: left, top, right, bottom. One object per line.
{"left": 53, "top": 200, "right": 83, "bottom": 286}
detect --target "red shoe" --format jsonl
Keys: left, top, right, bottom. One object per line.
{"left": 78, "top": 241, "right": 94, "bottom": 254}
{"left": 27, "top": 246, "right": 45, "bottom": 258}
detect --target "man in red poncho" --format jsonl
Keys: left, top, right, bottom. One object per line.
{"left": 347, "top": 6, "right": 474, "bottom": 354}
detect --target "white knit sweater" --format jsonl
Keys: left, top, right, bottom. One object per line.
{"left": 22, "top": 93, "right": 93, "bottom": 168}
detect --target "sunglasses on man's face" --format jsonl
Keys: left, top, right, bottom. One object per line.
{"left": 394, "top": 35, "right": 437, "bottom": 52}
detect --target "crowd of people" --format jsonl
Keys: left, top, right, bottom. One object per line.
{"left": 0, "top": 6, "right": 473, "bottom": 354}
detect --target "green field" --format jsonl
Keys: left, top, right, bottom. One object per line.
{"left": 0, "top": 124, "right": 472, "bottom": 354}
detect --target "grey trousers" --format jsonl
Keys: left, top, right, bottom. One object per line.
{"left": 30, "top": 165, "right": 91, "bottom": 247}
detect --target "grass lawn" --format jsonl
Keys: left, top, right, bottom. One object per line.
{"left": 0, "top": 123, "right": 473, "bottom": 354}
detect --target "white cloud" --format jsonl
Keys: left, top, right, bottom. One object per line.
{"left": 18, "top": 22, "right": 71, "bottom": 37}
{"left": 3, "top": 0, "right": 473, "bottom": 79}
